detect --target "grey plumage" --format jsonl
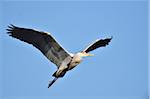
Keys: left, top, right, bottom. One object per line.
{"left": 83, "top": 37, "right": 112, "bottom": 53}
{"left": 7, "top": 24, "right": 71, "bottom": 67}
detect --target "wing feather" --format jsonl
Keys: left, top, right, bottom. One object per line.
{"left": 83, "top": 37, "right": 112, "bottom": 53}
{"left": 7, "top": 24, "right": 71, "bottom": 67}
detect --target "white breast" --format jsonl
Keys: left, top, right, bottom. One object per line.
{"left": 68, "top": 54, "right": 83, "bottom": 70}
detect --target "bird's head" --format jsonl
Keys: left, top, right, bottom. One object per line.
{"left": 78, "top": 51, "right": 94, "bottom": 57}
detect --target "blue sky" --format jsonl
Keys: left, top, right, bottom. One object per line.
{"left": 0, "top": 0, "right": 148, "bottom": 99}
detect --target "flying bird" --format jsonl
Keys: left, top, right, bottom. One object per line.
{"left": 7, "top": 24, "right": 112, "bottom": 88}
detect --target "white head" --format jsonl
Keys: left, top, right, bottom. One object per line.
{"left": 68, "top": 51, "right": 94, "bottom": 70}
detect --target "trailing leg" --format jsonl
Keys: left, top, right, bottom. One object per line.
{"left": 48, "top": 77, "right": 58, "bottom": 88}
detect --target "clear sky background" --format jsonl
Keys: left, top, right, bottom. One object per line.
{"left": 0, "top": 0, "right": 148, "bottom": 99}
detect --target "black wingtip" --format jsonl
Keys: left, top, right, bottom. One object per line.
{"left": 6, "top": 24, "right": 17, "bottom": 34}
{"left": 108, "top": 36, "right": 113, "bottom": 44}
{"left": 10, "top": 24, "right": 15, "bottom": 27}
{"left": 107, "top": 36, "right": 113, "bottom": 42}
{"left": 105, "top": 36, "right": 112, "bottom": 42}
{"left": 7, "top": 24, "right": 17, "bottom": 29}
{"left": 6, "top": 24, "right": 16, "bottom": 37}
{"left": 9, "top": 24, "right": 16, "bottom": 28}
{"left": 102, "top": 36, "right": 113, "bottom": 46}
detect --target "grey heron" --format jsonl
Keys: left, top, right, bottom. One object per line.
{"left": 7, "top": 24, "right": 112, "bottom": 88}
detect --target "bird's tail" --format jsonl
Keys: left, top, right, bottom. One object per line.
{"left": 48, "top": 77, "right": 58, "bottom": 88}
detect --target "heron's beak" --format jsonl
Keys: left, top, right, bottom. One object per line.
{"left": 86, "top": 53, "right": 94, "bottom": 56}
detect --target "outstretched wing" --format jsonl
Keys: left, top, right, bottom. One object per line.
{"left": 7, "top": 25, "right": 71, "bottom": 67}
{"left": 83, "top": 37, "right": 112, "bottom": 53}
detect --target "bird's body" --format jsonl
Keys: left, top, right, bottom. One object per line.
{"left": 52, "top": 52, "right": 91, "bottom": 78}
{"left": 7, "top": 24, "right": 112, "bottom": 88}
